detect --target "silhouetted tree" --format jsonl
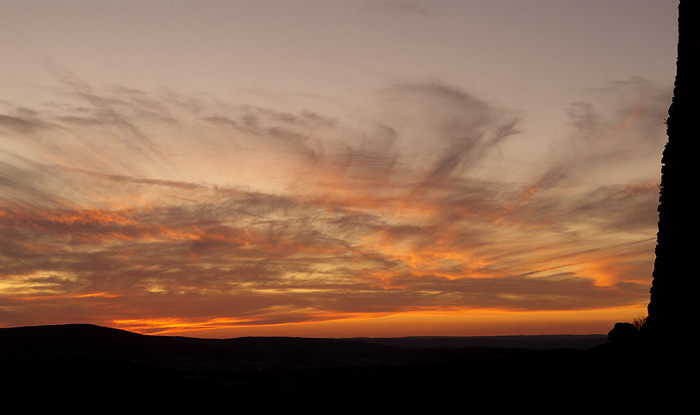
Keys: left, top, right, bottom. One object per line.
{"left": 644, "top": 0, "right": 700, "bottom": 341}
{"left": 632, "top": 314, "right": 647, "bottom": 331}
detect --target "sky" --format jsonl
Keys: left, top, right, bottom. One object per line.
{"left": 0, "top": 0, "right": 679, "bottom": 338}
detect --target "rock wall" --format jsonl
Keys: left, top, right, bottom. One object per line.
{"left": 644, "top": 0, "right": 700, "bottom": 341}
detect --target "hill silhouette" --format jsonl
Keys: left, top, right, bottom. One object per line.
{"left": 1, "top": 323, "right": 605, "bottom": 370}
{"left": 1, "top": 323, "right": 684, "bottom": 410}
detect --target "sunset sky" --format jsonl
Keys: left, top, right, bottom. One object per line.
{"left": 0, "top": 0, "right": 679, "bottom": 338}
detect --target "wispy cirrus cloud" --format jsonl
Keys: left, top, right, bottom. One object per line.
{"left": 0, "top": 72, "right": 668, "bottom": 335}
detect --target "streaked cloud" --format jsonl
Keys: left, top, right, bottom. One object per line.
{"left": 0, "top": 68, "right": 668, "bottom": 335}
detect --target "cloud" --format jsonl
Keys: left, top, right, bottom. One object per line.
{"left": 531, "top": 77, "right": 669, "bottom": 192}
{"left": 41, "top": 59, "right": 162, "bottom": 157}
{"left": 0, "top": 112, "right": 47, "bottom": 134}
{"left": 373, "top": 82, "right": 520, "bottom": 182}
{"left": 0, "top": 76, "right": 666, "bottom": 333}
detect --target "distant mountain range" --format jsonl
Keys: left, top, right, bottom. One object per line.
{"left": 3, "top": 324, "right": 655, "bottom": 408}
{"left": 1, "top": 323, "right": 607, "bottom": 371}
{"left": 348, "top": 333, "right": 608, "bottom": 350}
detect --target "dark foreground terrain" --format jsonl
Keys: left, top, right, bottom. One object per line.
{"left": 0, "top": 324, "right": 689, "bottom": 410}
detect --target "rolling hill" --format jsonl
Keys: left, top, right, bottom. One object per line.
{"left": 0, "top": 324, "right": 676, "bottom": 410}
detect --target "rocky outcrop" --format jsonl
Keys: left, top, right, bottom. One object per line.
{"left": 607, "top": 322, "right": 638, "bottom": 345}
{"left": 643, "top": 0, "right": 700, "bottom": 342}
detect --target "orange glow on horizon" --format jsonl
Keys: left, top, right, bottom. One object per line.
{"left": 111, "top": 317, "right": 259, "bottom": 335}
{"left": 109, "top": 304, "right": 648, "bottom": 338}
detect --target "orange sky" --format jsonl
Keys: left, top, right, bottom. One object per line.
{"left": 0, "top": 0, "right": 678, "bottom": 338}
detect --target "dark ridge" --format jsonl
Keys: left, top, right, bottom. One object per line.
{"left": 347, "top": 334, "right": 607, "bottom": 350}
{"left": 0, "top": 324, "right": 688, "bottom": 409}
{"left": 0, "top": 323, "right": 406, "bottom": 371}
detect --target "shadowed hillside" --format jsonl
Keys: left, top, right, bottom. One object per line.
{"left": 1, "top": 323, "right": 407, "bottom": 371}
{"left": 1, "top": 324, "right": 605, "bottom": 372}
{"left": 1, "top": 323, "right": 686, "bottom": 410}
{"left": 350, "top": 334, "right": 607, "bottom": 350}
